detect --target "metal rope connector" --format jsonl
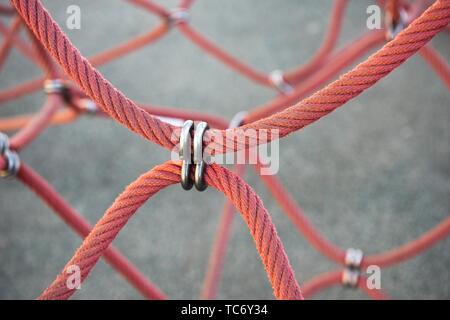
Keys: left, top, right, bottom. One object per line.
{"left": 168, "top": 8, "right": 190, "bottom": 27}
{"left": 0, "top": 132, "right": 10, "bottom": 155}
{"left": 0, "top": 133, "right": 20, "bottom": 178}
{"left": 179, "top": 120, "right": 209, "bottom": 191}
{"left": 43, "top": 79, "right": 67, "bottom": 95}
{"left": 385, "top": 8, "right": 408, "bottom": 41}
{"left": 342, "top": 248, "right": 364, "bottom": 288}
{"left": 342, "top": 268, "right": 360, "bottom": 288}
{"left": 229, "top": 111, "right": 248, "bottom": 129}
{"left": 79, "top": 98, "right": 98, "bottom": 114}
{"left": 269, "top": 69, "right": 294, "bottom": 94}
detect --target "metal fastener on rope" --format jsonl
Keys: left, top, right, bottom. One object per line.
{"left": 43, "top": 79, "right": 66, "bottom": 95}
{"left": 345, "top": 248, "right": 364, "bottom": 269}
{"left": 229, "top": 111, "right": 248, "bottom": 129}
{"left": 0, "top": 149, "right": 20, "bottom": 178}
{"left": 385, "top": 8, "right": 407, "bottom": 40}
{"left": 342, "top": 268, "right": 360, "bottom": 288}
{"left": 0, "top": 132, "right": 9, "bottom": 155}
{"left": 342, "top": 248, "right": 364, "bottom": 288}
{"left": 0, "top": 132, "right": 20, "bottom": 178}
{"left": 80, "top": 99, "right": 98, "bottom": 114}
{"left": 168, "top": 8, "right": 190, "bottom": 27}
{"left": 180, "top": 120, "right": 194, "bottom": 190}
{"left": 193, "top": 121, "right": 209, "bottom": 191}
{"left": 269, "top": 69, "right": 294, "bottom": 94}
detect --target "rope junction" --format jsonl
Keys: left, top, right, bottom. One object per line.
{"left": 0, "top": 0, "right": 449, "bottom": 299}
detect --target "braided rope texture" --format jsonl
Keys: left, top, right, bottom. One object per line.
{"left": 38, "top": 162, "right": 302, "bottom": 300}
{"left": 10, "top": 0, "right": 450, "bottom": 155}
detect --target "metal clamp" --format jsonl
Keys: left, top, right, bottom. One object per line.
{"left": 385, "top": 8, "right": 407, "bottom": 40}
{"left": 179, "top": 121, "right": 209, "bottom": 191}
{"left": 342, "top": 248, "right": 364, "bottom": 288}
{"left": 179, "top": 120, "right": 194, "bottom": 190}
{"left": 79, "top": 98, "right": 98, "bottom": 114}
{"left": 345, "top": 248, "right": 364, "bottom": 269}
{"left": 342, "top": 268, "right": 360, "bottom": 288}
{"left": 0, "top": 133, "right": 20, "bottom": 178}
{"left": 229, "top": 111, "right": 248, "bottom": 129}
{"left": 193, "top": 122, "right": 209, "bottom": 191}
{"left": 43, "top": 79, "right": 66, "bottom": 95}
{"left": 0, "top": 132, "right": 9, "bottom": 155}
{"left": 269, "top": 70, "right": 294, "bottom": 94}
{"left": 168, "top": 8, "right": 190, "bottom": 27}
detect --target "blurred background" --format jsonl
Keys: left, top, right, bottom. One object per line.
{"left": 0, "top": 0, "right": 449, "bottom": 299}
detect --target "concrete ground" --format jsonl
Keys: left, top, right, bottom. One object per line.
{"left": 0, "top": 0, "right": 449, "bottom": 299}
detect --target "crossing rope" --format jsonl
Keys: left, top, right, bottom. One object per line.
{"left": 0, "top": 0, "right": 449, "bottom": 299}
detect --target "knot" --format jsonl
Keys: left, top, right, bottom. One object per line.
{"left": 179, "top": 121, "right": 209, "bottom": 191}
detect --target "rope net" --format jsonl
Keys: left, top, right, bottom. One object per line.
{"left": 0, "top": 0, "right": 449, "bottom": 299}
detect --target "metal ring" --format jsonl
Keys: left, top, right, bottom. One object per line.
{"left": 0, "top": 149, "right": 20, "bottom": 178}
{"left": 81, "top": 99, "right": 98, "bottom": 114}
{"left": 386, "top": 8, "right": 407, "bottom": 40}
{"left": 0, "top": 132, "right": 10, "bottom": 155}
{"left": 342, "top": 268, "right": 360, "bottom": 288}
{"left": 168, "top": 8, "right": 190, "bottom": 27}
{"left": 43, "top": 79, "right": 66, "bottom": 95}
{"left": 229, "top": 111, "right": 248, "bottom": 129}
{"left": 193, "top": 121, "right": 209, "bottom": 191}
{"left": 269, "top": 69, "right": 294, "bottom": 94}
{"left": 179, "top": 120, "right": 194, "bottom": 190}
{"left": 345, "top": 248, "right": 364, "bottom": 269}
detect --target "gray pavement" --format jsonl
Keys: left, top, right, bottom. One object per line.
{"left": 0, "top": 0, "right": 449, "bottom": 299}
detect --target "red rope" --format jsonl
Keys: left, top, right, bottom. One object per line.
{"left": 213, "top": 0, "right": 450, "bottom": 152}
{"left": 38, "top": 161, "right": 303, "bottom": 300}
{"left": 10, "top": 0, "right": 450, "bottom": 154}
{"left": 17, "top": 162, "right": 166, "bottom": 300}
{"left": 1, "top": 0, "right": 449, "bottom": 300}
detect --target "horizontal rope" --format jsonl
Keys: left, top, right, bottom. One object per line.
{"left": 38, "top": 161, "right": 302, "bottom": 300}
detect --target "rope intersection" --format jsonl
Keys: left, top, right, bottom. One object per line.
{"left": 0, "top": 0, "right": 449, "bottom": 299}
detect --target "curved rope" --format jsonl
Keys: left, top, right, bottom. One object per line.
{"left": 10, "top": 0, "right": 450, "bottom": 155}
{"left": 18, "top": 162, "right": 166, "bottom": 300}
